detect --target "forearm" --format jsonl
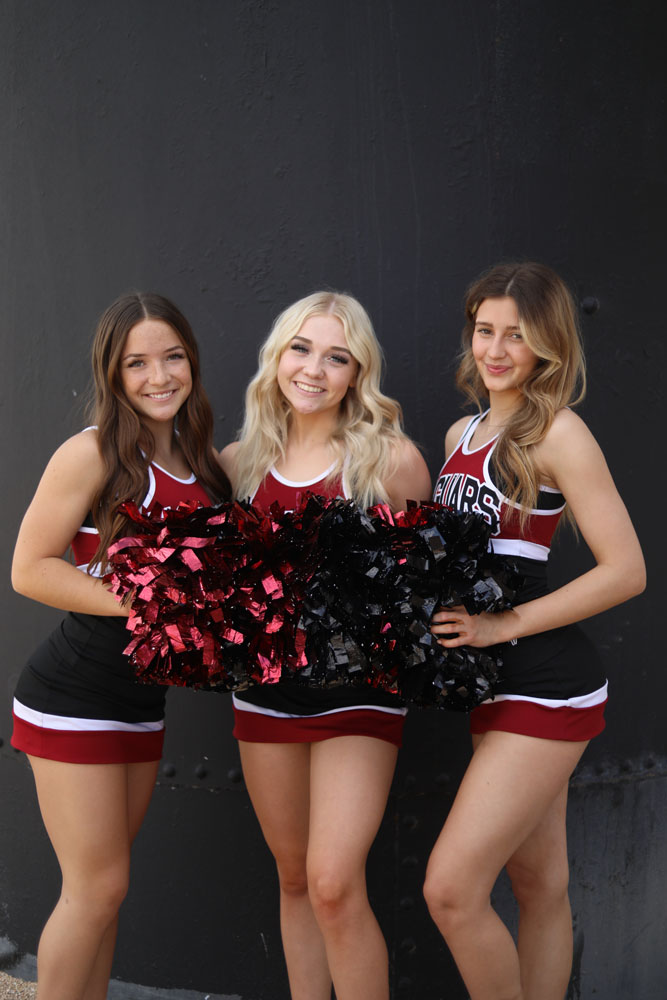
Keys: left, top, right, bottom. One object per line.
{"left": 500, "top": 562, "right": 646, "bottom": 643}
{"left": 12, "top": 557, "right": 128, "bottom": 617}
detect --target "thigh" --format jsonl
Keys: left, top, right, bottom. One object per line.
{"left": 308, "top": 736, "right": 398, "bottom": 874}
{"left": 427, "top": 732, "right": 587, "bottom": 897}
{"left": 126, "top": 760, "right": 160, "bottom": 842}
{"left": 28, "top": 757, "right": 140, "bottom": 881}
{"left": 505, "top": 782, "right": 570, "bottom": 886}
{"left": 238, "top": 741, "right": 312, "bottom": 864}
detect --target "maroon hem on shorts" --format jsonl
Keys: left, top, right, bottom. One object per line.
{"left": 11, "top": 713, "right": 164, "bottom": 764}
{"left": 233, "top": 706, "right": 404, "bottom": 746}
{"left": 470, "top": 698, "right": 606, "bottom": 741}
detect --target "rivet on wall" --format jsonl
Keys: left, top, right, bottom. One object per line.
{"left": 581, "top": 296, "right": 600, "bottom": 315}
{"left": 400, "top": 937, "right": 417, "bottom": 956}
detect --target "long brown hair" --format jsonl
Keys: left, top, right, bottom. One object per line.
{"left": 456, "top": 261, "right": 585, "bottom": 523}
{"left": 87, "top": 292, "right": 230, "bottom": 568}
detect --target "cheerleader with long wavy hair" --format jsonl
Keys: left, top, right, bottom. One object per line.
{"left": 11, "top": 293, "right": 230, "bottom": 1000}
{"left": 221, "top": 290, "right": 431, "bottom": 1000}
{"left": 425, "top": 262, "right": 645, "bottom": 1000}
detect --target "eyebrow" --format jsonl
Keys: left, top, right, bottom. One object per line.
{"left": 292, "top": 335, "right": 352, "bottom": 355}
{"left": 122, "top": 345, "right": 185, "bottom": 360}
{"left": 474, "top": 320, "right": 521, "bottom": 330}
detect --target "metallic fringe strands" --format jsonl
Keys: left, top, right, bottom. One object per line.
{"left": 106, "top": 496, "right": 520, "bottom": 711}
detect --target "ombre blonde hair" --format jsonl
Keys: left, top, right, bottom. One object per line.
{"left": 457, "top": 261, "right": 586, "bottom": 524}
{"left": 234, "top": 291, "right": 409, "bottom": 508}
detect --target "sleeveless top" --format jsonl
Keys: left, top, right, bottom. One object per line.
{"left": 250, "top": 462, "right": 347, "bottom": 511}
{"left": 72, "top": 460, "right": 212, "bottom": 573}
{"left": 433, "top": 411, "right": 566, "bottom": 561}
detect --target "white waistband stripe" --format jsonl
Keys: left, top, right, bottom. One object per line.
{"left": 13, "top": 698, "right": 164, "bottom": 733}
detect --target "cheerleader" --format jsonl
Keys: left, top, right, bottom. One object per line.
{"left": 11, "top": 293, "right": 230, "bottom": 1000}
{"left": 220, "top": 291, "right": 431, "bottom": 1000}
{"left": 425, "top": 262, "right": 645, "bottom": 1000}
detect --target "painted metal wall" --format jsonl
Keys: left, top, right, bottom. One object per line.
{"left": 1, "top": 1, "right": 664, "bottom": 997}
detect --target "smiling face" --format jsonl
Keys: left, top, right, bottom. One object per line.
{"left": 119, "top": 318, "right": 193, "bottom": 428}
{"left": 471, "top": 296, "right": 539, "bottom": 399}
{"left": 276, "top": 314, "right": 358, "bottom": 417}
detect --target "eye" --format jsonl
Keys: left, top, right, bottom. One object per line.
{"left": 290, "top": 342, "right": 309, "bottom": 354}
{"left": 476, "top": 326, "right": 492, "bottom": 336}
{"left": 126, "top": 359, "right": 145, "bottom": 368}
{"left": 168, "top": 351, "right": 187, "bottom": 361}
{"left": 328, "top": 353, "right": 349, "bottom": 366}
{"left": 508, "top": 332, "right": 523, "bottom": 341}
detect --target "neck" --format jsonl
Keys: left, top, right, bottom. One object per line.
{"left": 146, "top": 420, "right": 179, "bottom": 462}
{"left": 287, "top": 409, "right": 338, "bottom": 450}
{"left": 486, "top": 391, "right": 523, "bottom": 429}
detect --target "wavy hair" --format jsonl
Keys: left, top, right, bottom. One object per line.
{"left": 234, "top": 291, "right": 408, "bottom": 508}
{"left": 87, "top": 292, "right": 230, "bottom": 569}
{"left": 456, "top": 261, "right": 586, "bottom": 524}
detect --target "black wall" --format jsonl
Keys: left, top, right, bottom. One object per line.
{"left": 1, "top": 2, "right": 665, "bottom": 998}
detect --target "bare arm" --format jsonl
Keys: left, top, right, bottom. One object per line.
{"left": 433, "top": 409, "right": 646, "bottom": 647}
{"left": 444, "top": 416, "right": 471, "bottom": 461}
{"left": 11, "top": 431, "right": 129, "bottom": 617}
{"left": 217, "top": 441, "right": 240, "bottom": 495}
{"left": 383, "top": 438, "right": 432, "bottom": 510}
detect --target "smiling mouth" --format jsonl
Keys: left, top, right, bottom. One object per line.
{"left": 485, "top": 365, "right": 511, "bottom": 374}
{"left": 145, "top": 390, "right": 177, "bottom": 400}
{"left": 294, "top": 381, "right": 325, "bottom": 394}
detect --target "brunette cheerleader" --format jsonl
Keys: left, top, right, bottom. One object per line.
{"left": 11, "top": 293, "right": 230, "bottom": 1000}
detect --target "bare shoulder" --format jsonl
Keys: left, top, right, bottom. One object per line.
{"left": 538, "top": 408, "right": 598, "bottom": 459}
{"left": 385, "top": 436, "right": 432, "bottom": 507}
{"left": 47, "top": 428, "right": 105, "bottom": 482}
{"left": 444, "top": 415, "right": 472, "bottom": 459}
{"left": 536, "top": 408, "right": 606, "bottom": 487}
{"left": 218, "top": 441, "right": 240, "bottom": 479}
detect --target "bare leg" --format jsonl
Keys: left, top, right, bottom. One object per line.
{"left": 423, "top": 732, "right": 587, "bottom": 1000}
{"left": 506, "top": 786, "right": 573, "bottom": 1000}
{"left": 29, "top": 756, "right": 158, "bottom": 1000}
{"left": 308, "top": 736, "right": 397, "bottom": 1000}
{"left": 239, "top": 741, "right": 331, "bottom": 1000}
{"left": 81, "top": 761, "right": 159, "bottom": 1000}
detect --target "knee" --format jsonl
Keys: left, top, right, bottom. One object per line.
{"left": 423, "top": 864, "right": 472, "bottom": 934}
{"left": 64, "top": 865, "right": 129, "bottom": 925}
{"left": 275, "top": 859, "right": 309, "bottom": 900}
{"left": 506, "top": 854, "right": 569, "bottom": 910}
{"left": 308, "top": 866, "right": 361, "bottom": 926}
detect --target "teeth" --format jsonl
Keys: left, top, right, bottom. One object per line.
{"left": 147, "top": 391, "right": 175, "bottom": 399}
{"left": 295, "top": 382, "right": 324, "bottom": 394}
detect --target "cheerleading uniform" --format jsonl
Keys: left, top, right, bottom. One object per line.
{"left": 232, "top": 465, "right": 407, "bottom": 746}
{"left": 11, "top": 457, "right": 211, "bottom": 764}
{"left": 434, "top": 412, "right": 607, "bottom": 741}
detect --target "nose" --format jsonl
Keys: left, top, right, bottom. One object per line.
{"left": 303, "top": 354, "right": 325, "bottom": 378}
{"left": 146, "top": 361, "right": 171, "bottom": 385}
{"left": 486, "top": 333, "right": 507, "bottom": 359}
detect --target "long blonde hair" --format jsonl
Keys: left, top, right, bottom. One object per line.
{"left": 234, "top": 291, "right": 408, "bottom": 508}
{"left": 457, "top": 261, "right": 586, "bottom": 521}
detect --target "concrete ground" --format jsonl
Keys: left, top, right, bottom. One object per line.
{"left": 0, "top": 951, "right": 238, "bottom": 1000}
